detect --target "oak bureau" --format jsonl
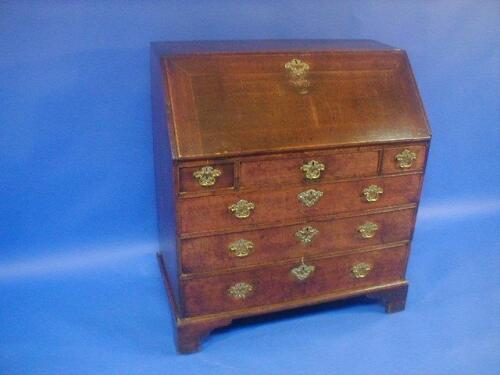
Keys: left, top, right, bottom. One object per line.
{"left": 151, "top": 40, "right": 431, "bottom": 353}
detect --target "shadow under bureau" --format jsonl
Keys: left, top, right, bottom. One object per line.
{"left": 150, "top": 40, "right": 431, "bottom": 353}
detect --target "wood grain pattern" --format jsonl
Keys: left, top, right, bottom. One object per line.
{"left": 182, "top": 244, "right": 408, "bottom": 316}
{"left": 159, "top": 251, "right": 409, "bottom": 353}
{"left": 381, "top": 145, "right": 427, "bottom": 174}
{"left": 151, "top": 43, "right": 180, "bottom": 307}
{"left": 151, "top": 40, "right": 431, "bottom": 353}
{"left": 178, "top": 174, "right": 422, "bottom": 234}
{"left": 240, "top": 149, "right": 380, "bottom": 188}
{"left": 179, "top": 162, "right": 234, "bottom": 193}
{"left": 164, "top": 50, "right": 430, "bottom": 160}
{"left": 181, "top": 207, "right": 415, "bottom": 273}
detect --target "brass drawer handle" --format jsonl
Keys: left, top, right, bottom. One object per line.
{"left": 351, "top": 262, "right": 372, "bottom": 279}
{"left": 298, "top": 189, "right": 323, "bottom": 207}
{"left": 296, "top": 225, "right": 319, "bottom": 245}
{"left": 358, "top": 221, "right": 379, "bottom": 239}
{"left": 227, "top": 282, "right": 253, "bottom": 300}
{"left": 193, "top": 166, "right": 222, "bottom": 186}
{"left": 395, "top": 149, "right": 417, "bottom": 169}
{"left": 285, "top": 58, "right": 311, "bottom": 94}
{"left": 228, "top": 199, "right": 255, "bottom": 219}
{"left": 301, "top": 160, "right": 325, "bottom": 180}
{"left": 228, "top": 239, "right": 254, "bottom": 257}
{"left": 291, "top": 257, "right": 315, "bottom": 281}
{"left": 362, "top": 185, "right": 383, "bottom": 202}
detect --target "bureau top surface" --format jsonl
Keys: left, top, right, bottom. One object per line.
{"left": 152, "top": 40, "right": 431, "bottom": 160}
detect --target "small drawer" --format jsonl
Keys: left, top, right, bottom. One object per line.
{"left": 179, "top": 163, "right": 234, "bottom": 193}
{"left": 382, "top": 145, "right": 427, "bottom": 174}
{"left": 178, "top": 174, "right": 422, "bottom": 234}
{"left": 240, "top": 150, "right": 379, "bottom": 188}
{"left": 181, "top": 208, "right": 415, "bottom": 273}
{"left": 181, "top": 244, "right": 408, "bottom": 316}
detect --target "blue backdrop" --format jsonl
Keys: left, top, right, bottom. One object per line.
{"left": 1, "top": 1, "right": 499, "bottom": 374}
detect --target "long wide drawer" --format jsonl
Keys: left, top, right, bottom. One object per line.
{"left": 239, "top": 149, "right": 380, "bottom": 189}
{"left": 181, "top": 207, "right": 415, "bottom": 273}
{"left": 182, "top": 244, "right": 408, "bottom": 316}
{"left": 178, "top": 174, "right": 422, "bottom": 234}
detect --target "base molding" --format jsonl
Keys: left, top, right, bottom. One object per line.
{"left": 157, "top": 252, "right": 408, "bottom": 354}
{"left": 366, "top": 282, "right": 408, "bottom": 313}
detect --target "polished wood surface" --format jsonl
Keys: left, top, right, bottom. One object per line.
{"left": 178, "top": 174, "right": 422, "bottom": 234}
{"left": 240, "top": 148, "right": 380, "bottom": 188}
{"left": 151, "top": 40, "right": 431, "bottom": 353}
{"left": 182, "top": 244, "right": 408, "bottom": 316}
{"left": 150, "top": 44, "right": 180, "bottom": 307}
{"left": 158, "top": 252, "right": 409, "bottom": 353}
{"left": 181, "top": 207, "right": 415, "bottom": 273}
{"left": 179, "top": 162, "right": 234, "bottom": 193}
{"left": 381, "top": 145, "right": 427, "bottom": 174}
{"left": 156, "top": 40, "right": 430, "bottom": 160}
{"left": 152, "top": 39, "right": 397, "bottom": 55}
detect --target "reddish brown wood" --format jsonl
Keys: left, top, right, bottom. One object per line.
{"left": 151, "top": 40, "right": 431, "bottom": 353}
{"left": 181, "top": 244, "right": 408, "bottom": 316}
{"left": 179, "top": 162, "right": 234, "bottom": 193}
{"left": 181, "top": 207, "right": 415, "bottom": 273}
{"left": 240, "top": 149, "right": 380, "bottom": 188}
{"left": 151, "top": 44, "right": 180, "bottom": 307}
{"left": 156, "top": 41, "right": 429, "bottom": 161}
{"left": 153, "top": 39, "right": 396, "bottom": 56}
{"left": 178, "top": 174, "right": 422, "bottom": 234}
{"left": 381, "top": 145, "right": 427, "bottom": 174}
{"left": 157, "top": 252, "right": 232, "bottom": 353}
{"left": 366, "top": 281, "right": 409, "bottom": 313}
{"left": 176, "top": 317, "right": 232, "bottom": 353}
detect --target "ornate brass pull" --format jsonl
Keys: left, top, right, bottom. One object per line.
{"left": 301, "top": 160, "right": 325, "bottom": 180}
{"left": 227, "top": 282, "right": 253, "bottom": 299}
{"left": 296, "top": 226, "right": 319, "bottom": 245}
{"left": 228, "top": 199, "right": 255, "bottom": 219}
{"left": 284, "top": 58, "right": 311, "bottom": 94}
{"left": 351, "top": 262, "right": 373, "bottom": 279}
{"left": 291, "top": 257, "right": 315, "bottom": 281}
{"left": 228, "top": 239, "right": 254, "bottom": 257}
{"left": 395, "top": 149, "right": 417, "bottom": 169}
{"left": 193, "top": 166, "right": 222, "bottom": 186}
{"left": 362, "top": 185, "right": 383, "bottom": 202}
{"left": 298, "top": 189, "right": 323, "bottom": 207}
{"left": 358, "top": 222, "right": 379, "bottom": 239}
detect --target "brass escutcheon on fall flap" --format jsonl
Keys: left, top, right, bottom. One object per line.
{"left": 284, "top": 58, "right": 311, "bottom": 94}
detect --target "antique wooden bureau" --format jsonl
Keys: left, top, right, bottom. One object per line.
{"left": 151, "top": 40, "right": 431, "bottom": 353}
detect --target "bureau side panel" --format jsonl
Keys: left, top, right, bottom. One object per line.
{"left": 151, "top": 46, "right": 180, "bottom": 308}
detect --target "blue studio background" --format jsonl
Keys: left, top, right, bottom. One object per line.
{"left": 1, "top": 1, "right": 499, "bottom": 374}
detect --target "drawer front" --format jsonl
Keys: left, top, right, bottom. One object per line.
{"left": 179, "top": 163, "right": 234, "bottom": 193}
{"left": 182, "top": 244, "right": 408, "bottom": 316}
{"left": 181, "top": 208, "right": 415, "bottom": 273}
{"left": 382, "top": 145, "right": 427, "bottom": 174}
{"left": 178, "top": 174, "right": 422, "bottom": 234}
{"left": 240, "top": 150, "right": 379, "bottom": 188}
